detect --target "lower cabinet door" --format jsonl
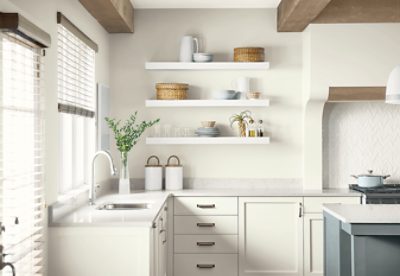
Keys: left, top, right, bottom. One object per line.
{"left": 239, "top": 197, "right": 304, "bottom": 276}
{"left": 174, "top": 253, "right": 238, "bottom": 276}
{"left": 304, "top": 214, "right": 323, "bottom": 276}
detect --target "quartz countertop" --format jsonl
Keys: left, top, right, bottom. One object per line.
{"left": 50, "top": 188, "right": 361, "bottom": 228}
{"left": 50, "top": 191, "right": 170, "bottom": 228}
{"left": 323, "top": 204, "right": 400, "bottom": 224}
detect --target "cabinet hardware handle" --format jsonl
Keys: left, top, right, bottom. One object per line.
{"left": 197, "top": 204, "right": 215, "bottom": 209}
{"left": 159, "top": 229, "right": 165, "bottom": 234}
{"left": 162, "top": 240, "right": 167, "bottom": 244}
{"left": 196, "top": 264, "right": 215, "bottom": 269}
{"left": 299, "top": 202, "right": 303, "bottom": 218}
{"left": 196, "top": 223, "right": 215, "bottom": 227}
{"left": 197, "top": 242, "right": 215, "bottom": 246}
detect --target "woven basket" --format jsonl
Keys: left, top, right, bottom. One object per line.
{"left": 234, "top": 47, "right": 265, "bottom": 62}
{"left": 156, "top": 83, "right": 188, "bottom": 100}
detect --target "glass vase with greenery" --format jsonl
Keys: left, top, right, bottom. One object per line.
{"left": 106, "top": 111, "right": 159, "bottom": 193}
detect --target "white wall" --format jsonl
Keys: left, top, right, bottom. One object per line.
{"left": 1, "top": 0, "right": 110, "bottom": 203}
{"left": 303, "top": 23, "right": 400, "bottom": 189}
{"left": 110, "top": 9, "right": 303, "bottom": 180}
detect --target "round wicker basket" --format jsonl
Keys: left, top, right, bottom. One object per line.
{"left": 234, "top": 47, "right": 265, "bottom": 62}
{"left": 156, "top": 83, "right": 189, "bottom": 100}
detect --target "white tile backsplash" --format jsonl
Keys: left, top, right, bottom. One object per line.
{"left": 323, "top": 102, "right": 400, "bottom": 188}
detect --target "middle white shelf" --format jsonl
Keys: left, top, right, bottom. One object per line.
{"left": 145, "top": 99, "right": 270, "bottom": 107}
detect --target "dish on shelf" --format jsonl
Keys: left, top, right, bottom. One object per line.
{"left": 193, "top": 53, "right": 213, "bottom": 62}
{"left": 201, "top": 121, "right": 216, "bottom": 128}
{"left": 247, "top": 92, "right": 262, "bottom": 99}
{"left": 195, "top": 127, "right": 220, "bottom": 137}
{"left": 212, "top": 89, "right": 240, "bottom": 100}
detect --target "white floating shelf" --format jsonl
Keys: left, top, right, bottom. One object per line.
{"left": 146, "top": 137, "right": 270, "bottom": 145}
{"left": 145, "top": 99, "right": 270, "bottom": 107}
{"left": 145, "top": 62, "right": 270, "bottom": 70}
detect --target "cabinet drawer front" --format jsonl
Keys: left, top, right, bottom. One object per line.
{"left": 174, "top": 197, "right": 238, "bottom": 215}
{"left": 174, "top": 216, "right": 237, "bottom": 234}
{"left": 174, "top": 254, "right": 238, "bottom": 276}
{"left": 175, "top": 235, "right": 238, "bottom": 253}
{"left": 304, "top": 197, "right": 360, "bottom": 213}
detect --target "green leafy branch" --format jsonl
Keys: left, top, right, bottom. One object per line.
{"left": 105, "top": 111, "right": 160, "bottom": 154}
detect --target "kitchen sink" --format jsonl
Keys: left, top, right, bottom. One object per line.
{"left": 96, "top": 203, "right": 152, "bottom": 210}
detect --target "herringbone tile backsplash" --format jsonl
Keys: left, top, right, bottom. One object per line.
{"left": 323, "top": 102, "right": 400, "bottom": 188}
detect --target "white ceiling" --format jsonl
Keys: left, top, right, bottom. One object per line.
{"left": 131, "top": 0, "right": 281, "bottom": 9}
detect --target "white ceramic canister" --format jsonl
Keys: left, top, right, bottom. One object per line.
{"left": 145, "top": 155, "right": 163, "bottom": 191}
{"left": 165, "top": 155, "right": 183, "bottom": 190}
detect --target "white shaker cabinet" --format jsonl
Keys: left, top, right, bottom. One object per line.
{"left": 302, "top": 197, "right": 360, "bottom": 276}
{"left": 239, "top": 197, "right": 304, "bottom": 276}
{"left": 303, "top": 213, "right": 323, "bottom": 276}
{"left": 153, "top": 203, "right": 168, "bottom": 276}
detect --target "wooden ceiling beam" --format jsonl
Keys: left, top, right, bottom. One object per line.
{"left": 313, "top": 0, "right": 400, "bottom": 24}
{"left": 277, "top": 0, "right": 333, "bottom": 32}
{"left": 79, "top": 0, "right": 134, "bottom": 33}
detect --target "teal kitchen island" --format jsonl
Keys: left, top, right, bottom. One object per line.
{"left": 323, "top": 204, "right": 400, "bottom": 276}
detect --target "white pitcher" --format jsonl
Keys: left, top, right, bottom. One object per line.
{"left": 179, "top": 36, "right": 199, "bottom": 62}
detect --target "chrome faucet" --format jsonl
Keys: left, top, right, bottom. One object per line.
{"left": 89, "top": 150, "right": 117, "bottom": 205}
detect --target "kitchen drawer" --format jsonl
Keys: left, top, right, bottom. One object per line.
{"left": 174, "top": 216, "right": 237, "bottom": 235}
{"left": 174, "top": 197, "right": 238, "bottom": 216}
{"left": 304, "top": 196, "right": 361, "bottom": 213}
{"left": 174, "top": 253, "right": 238, "bottom": 276}
{"left": 174, "top": 235, "right": 238, "bottom": 254}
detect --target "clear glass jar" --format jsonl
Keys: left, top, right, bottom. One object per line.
{"left": 248, "top": 119, "right": 257, "bottom": 137}
{"left": 257, "top": 120, "right": 264, "bottom": 137}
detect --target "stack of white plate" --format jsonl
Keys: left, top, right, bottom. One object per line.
{"left": 195, "top": 127, "right": 220, "bottom": 137}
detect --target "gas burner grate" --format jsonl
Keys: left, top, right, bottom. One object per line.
{"left": 349, "top": 184, "right": 400, "bottom": 194}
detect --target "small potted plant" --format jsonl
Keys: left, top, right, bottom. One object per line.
{"left": 106, "top": 111, "right": 159, "bottom": 194}
{"left": 229, "top": 110, "right": 253, "bottom": 137}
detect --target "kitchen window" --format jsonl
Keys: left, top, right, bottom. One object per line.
{"left": 0, "top": 32, "right": 46, "bottom": 275}
{"left": 57, "top": 13, "right": 98, "bottom": 197}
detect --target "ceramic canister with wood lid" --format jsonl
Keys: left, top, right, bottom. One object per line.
{"left": 145, "top": 155, "right": 163, "bottom": 191}
{"left": 165, "top": 155, "right": 183, "bottom": 190}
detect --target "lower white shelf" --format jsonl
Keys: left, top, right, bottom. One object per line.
{"left": 146, "top": 137, "right": 270, "bottom": 145}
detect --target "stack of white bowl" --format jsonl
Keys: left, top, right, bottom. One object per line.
{"left": 195, "top": 121, "right": 220, "bottom": 137}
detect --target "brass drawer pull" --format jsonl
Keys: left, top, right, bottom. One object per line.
{"left": 196, "top": 204, "right": 215, "bottom": 209}
{"left": 197, "top": 241, "right": 215, "bottom": 246}
{"left": 197, "top": 264, "right": 215, "bottom": 269}
{"left": 196, "top": 223, "right": 215, "bottom": 227}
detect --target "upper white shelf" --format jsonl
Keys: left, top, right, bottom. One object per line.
{"left": 145, "top": 62, "right": 270, "bottom": 70}
{"left": 145, "top": 99, "right": 270, "bottom": 107}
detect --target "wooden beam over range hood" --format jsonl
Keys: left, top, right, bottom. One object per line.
{"left": 277, "top": 0, "right": 333, "bottom": 32}
{"left": 313, "top": 0, "right": 400, "bottom": 24}
{"left": 79, "top": 0, "right": 134, "bottom": 33}
{"left": 328, "top": 87, "right": 386, "bottom": 102}
{"left": 278, "top": 0, "right": 400, "bottom": 32}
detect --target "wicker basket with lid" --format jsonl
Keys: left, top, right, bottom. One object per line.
{"left": 234, "top": 47, "right": 265, "bottom": 62}
{"left": 156, "top": 83, "right": 189, "bottom": 100}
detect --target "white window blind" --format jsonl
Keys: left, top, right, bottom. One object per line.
{"left": 57, "top": 19, "right": 96, "bottom": 195}
{"left": 0, "top": 33, "right": 45, "bottom": 276}
{"left": 57, "top": 23, "right": 95, "bottom": 118}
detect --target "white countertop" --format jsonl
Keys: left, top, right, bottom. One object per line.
{"left": 50, "top": 191, "right": 170, "bottom": 228}
{"left": 323, "top": 204, "right": 400, "bottom": 224}
{"left": 172, "top": 188, "right": 360, "bottom": 197}
{"left": 50, "top": 188, "right": 361, "bottom": 228}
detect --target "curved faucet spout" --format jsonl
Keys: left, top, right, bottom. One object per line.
{"left": 89, "top": 150, "right": 117, "bottom": 205}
